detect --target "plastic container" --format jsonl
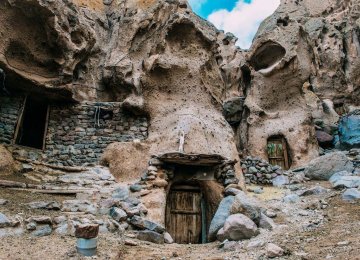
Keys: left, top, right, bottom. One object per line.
{"left": 76, "top": 238, "right": 97, "bottom": 256}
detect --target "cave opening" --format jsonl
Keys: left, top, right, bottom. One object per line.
{"left": 250, "top": 41, "right": 286, "bottom": 71}
{"left": 15, "top": 96, "right": 49, "bottom": 150}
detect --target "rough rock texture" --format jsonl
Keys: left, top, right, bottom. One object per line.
{"left": 0, "top": 145, "right": 15, "bottom": 175}
{"left": 339, "top": 110, "right": 360, "bottom": 148}
{"left": 208, "top": 196, "right": 235, "bottom": 242}
{"left": 238, "top": 0, "right": 360, "bottom": 168}
{"left": 219, "top": 214, "right": 259, "bottom": 241}
{"left": 305, "top": 152, "right": 354, "bottom": 180}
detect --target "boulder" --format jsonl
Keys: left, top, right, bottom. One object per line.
{"left": 208, "top": 196, "right": 235, "bottom": 241}
{"left": 129, "top": 216, "right": 165, "bottom": 234}
{"left": 230, "top": 191, "right": 262, "bottom": 224}
{"left": 339, "top": 110, "right": 360, "bottom": 148}
{"left": 304, "top": 152, "right": 354, "bottom": 180}
{"left": 135, "top": 230, "right": 164, "bottom": 244}
{"left": 316, "top": 130, "right": 334, "bottom": 148}
{"left": 330, "top": 176, "right": 360, "bottom": 189}
{"left": 266, "top": 243, "right": 284, "bottom": 258}
{"left": 219, "top": 214, "right": 259, "bottom": 241}
{"left": 342, "top": 189, "right": 360, "bottom": 201}
{"left": 329, "top": 171, "right": 353, "bottom": 183}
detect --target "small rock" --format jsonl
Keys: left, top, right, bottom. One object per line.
{"left": 342, "top": 188, "right": 360, "bottom": 201}
{"left": 135, "top": 230, "right": 164, "bottom": 244}
{"left": 21, "top": 163, "right": 33, "bottom": 173}
{"left": 125, "top": 239, "right": 138, "bottom": 246}
{"left": 164, "top": 232, "right": 174, "bottom": 244}
{"left": 75, "top": 224, "right": 99, "bottom": 239}
{"left": 283, "top": 194, "right": 300, "bottom": 203}
{"left": 0, "top": 199, "right": 9, "bottom": 205}
{"left": 148, "top": 158, "right": 163, "bottom": 166}
{"left": 272, "top": 175, "right": 289, "bottom": 187}
{"left": 26, "top": 216, "right": 52, "bottom": 225}
{"left": 26, "top": 222, "right": 37, "bottom": 231}
{"left": 130, "top": 184, "right": 142, "bottom": 192}
{"left": 152, "top": 179, "right": 168, "bottom": 188}
{"left": 337, "top": 241, "right": 350, "bottom": 246}
{"left": 266, "top": 243, "right": 284, "bottom": 258}
{"left": 62, "top": 200, "right": 98, "bottom": 215}
{"left": 129, "top": 216, "right": 165, "bottom": 234}
{"left": 298, "top": 186, "right": 328, "bottom": 196}
{"left": 0, "top": 213, "right": 11, "bottom": 228}
{"left": 249, "top": 167, "right": 258, "bottom": 174}
{"left": 26, "top": 201, "right": 61, "bottom": 210}
{"left": 264, "top": 209, "right": 277, "bottom": 218}
{"left": 259, "top": 213, "right": 276, "bottom": 230}
{"left": 112, "top": 186, "right": 129, "bottom": 201}
{"left": 247, "top": 239, "right": 265, "bottom": 249}
{"left": 147, "top": 166, "right": 158, "bottom": 172}
{"left": 31, "top": 225, "right": 52, "bottom": 237}
{"left": 110, "top": 207, "right": 128, "bottom": 222}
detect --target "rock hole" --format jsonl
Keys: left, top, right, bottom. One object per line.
{"left": 250, "top": 41, "right": 286, "bottom": 71}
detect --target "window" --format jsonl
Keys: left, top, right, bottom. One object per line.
{"left": 15, "top": 96, "right": 49, "bottom": 150}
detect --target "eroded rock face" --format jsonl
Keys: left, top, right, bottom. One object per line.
{"left": 238, "top": 0, "right": 360, "bottom": 168}
{"left": 0, "top": 0, "right": 359, "bottom": 184}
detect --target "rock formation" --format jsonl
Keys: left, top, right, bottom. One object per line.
{"left": 0, "top": 0, "right": 359, "bottom": 247}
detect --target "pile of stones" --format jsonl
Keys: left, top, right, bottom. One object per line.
{"left": 241, "top": 156, "right": 286, "bottom": 185}
{"left": 0, "top": 165, "right": 173, "bottom": 244}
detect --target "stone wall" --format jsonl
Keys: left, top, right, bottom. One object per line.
{"left": 0, "top": 96, "right": 24, "bottom": 144}
{"left": 44, "top": 102, "right": 148, "bottom": 166}
{"left": 0, "top": 96, "right": 148, "bottom": 166}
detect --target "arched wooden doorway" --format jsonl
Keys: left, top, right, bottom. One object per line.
{"left": 165, "top": 182, "right": 207, "bottom": 244}
{"left": 267, "top": 135, "right": 291, "bottom": 170}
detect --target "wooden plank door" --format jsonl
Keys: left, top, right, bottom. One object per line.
{"left": 166, "top": 189, "right": 202, "bottom": 244}
{"left": 267, "top": 137, "right": 289, "bottom": 170}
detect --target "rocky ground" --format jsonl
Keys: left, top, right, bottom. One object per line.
{"left": 0, "top": 149, "right": 359, "bottom": 260}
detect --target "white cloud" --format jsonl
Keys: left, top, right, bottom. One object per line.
{"left": 188, "top": 0, "right": 207, "bottom": 12}
{"left": 208, "top": 0, "right": 280, "bottom": 49}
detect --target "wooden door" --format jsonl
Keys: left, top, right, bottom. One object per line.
{"left": 166, "top": 186, "right": 202, "bottom": 244}
{"left": 267, "top": 137, "right": 290, "bottom": 170}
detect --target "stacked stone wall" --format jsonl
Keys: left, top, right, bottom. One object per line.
{"left": 0, "top": 96, "right": 24, "bottom": 144}
{"left": 0, "top": 96, "right": 148, "bottom": 166}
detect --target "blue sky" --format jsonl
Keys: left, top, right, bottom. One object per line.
{"left": 188, "top": 0, "right": 280, "bottom": 49}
